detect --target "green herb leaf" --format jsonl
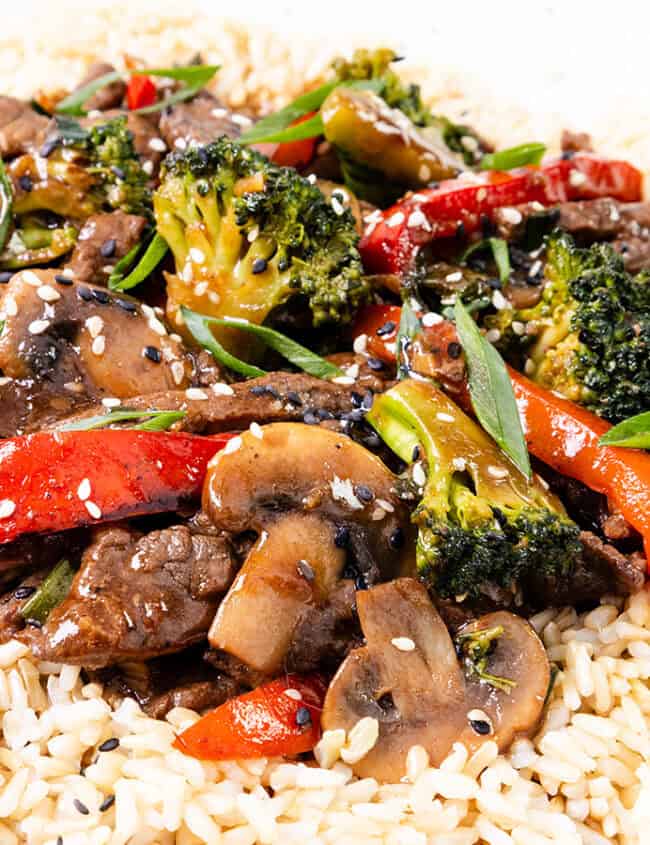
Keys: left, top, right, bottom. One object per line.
{"left": 598, "top": 411, "right": 650, "bottom": 448}
{"left": 0, "top": 158, "right": 12, "bottom": 253}
{"left": 461, "top": 237, "right": 511, "bottom": 283}
{"left": 239, "top": 79, "right": 383, "bottom": 145}
{"left": 454, "top": 299, "right": 531, "bottom": 478}
{"left": 55, "top": 65, "right": 219, "bottom": 117}
{"left": 182, "top": 307, "right": 266, "bottom": 379}
{"left": 395, "top": 300, "right": 421, "bottom": 379}
{"left": 107, "top": 240, "right": 143, "bottom": 289}
{"left": 109, "top": 232, "right": 168, "bottom": 291}
{"left": 60, "top": 408, "right": 186, "bottom": 432}
{"left": 20, "top": 559, "right": 75, "bottom": 624}
{"left": 480, "top": 142, "right": 547, "bottom": 172}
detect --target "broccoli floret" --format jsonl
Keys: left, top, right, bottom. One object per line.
{"left": 367, "top": 378, "right": 581, "bottom": 601}
{"left": 154, "top": 137, "right": 368, "bottom": 333}
{"left": 487, "top": 231, "right": 650, "bottom": 423}
{"left": 9, "top": 116, "right": 151, "bottom": 222}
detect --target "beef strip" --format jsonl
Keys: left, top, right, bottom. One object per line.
{"left": 0, "top": 570, "right": 48, "bottom": 642}
{"left": 74, "top": 62, "right": 126, "bottom": 112}
{"left": 19, "top": 522, "right": 237, "bottom": 668}
{"left": 94, "top": 648, "right": 241, "bottom": 718}
{"left": 65, "top": 211, "right": 148, "bottom": 285}
{"left": 158, "top": 92, "right": 241, "bottom": 149}
{"left": 0, "top": 96, "right": 49, "bottom": 159}
{"left": 0, "top": 270, "right": 195, "bottom": 436}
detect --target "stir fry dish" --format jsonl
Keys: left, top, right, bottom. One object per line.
{"left": 1, "top": 49, "right": 650, "bottom": 785}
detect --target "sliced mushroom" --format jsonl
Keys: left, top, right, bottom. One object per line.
{"left": 321, "top": 578, "right": 550, "bottom": 781}
{"left": 205, "top": 423, "right": 413, "bottom": 675}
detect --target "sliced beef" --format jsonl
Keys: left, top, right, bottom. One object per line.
{"left": 74, "top": 62, "right": 126, "bottom": 112}
{"left": 65, "top": 211, "right": 148, "bottom": 285}
{"left": 20, "top": 523, "right": 237, "bottom": 668}
{"left": 94, "top": 649, "right": 241, "bottom": 718}
{"left": 0, "top": 570, "right": 47, "bottom": 642}
{"left": 0, "top": 96, "right": 49, "bottom": 159}
{"left": 0, "top": 270, "right": 195, "bottom": 435}
{"left": 158, "top": 92, "right": 241, "bottom": 150}
{"left": 560, "top": 129, "right": 594, "bottom": 154}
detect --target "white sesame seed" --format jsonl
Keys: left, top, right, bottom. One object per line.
{"left": 487, "top": 465, "right": 509, "bottom": 479}
{"left": 436, "top": 412, "right": 455, "bottom": 423}
{"left": 332, "top": 376, "right": 355, "bottom": 386}
{"left": 232, "top": 114, "right": 252, "bottom": 127}
{"left": 207, "top": 291, "right": 220, "bottom": 305}
{"left": 524, "top": 357, "right": 536, "bottom": 375}
{"left": 28, "top": 319, "right": 50, "bottom": 335}
{"left": 185, "top": 388, "right": 208, "bottom": 401}
{"left": 501, "top": 207, "right": 523, "bottom": 225}
{"left": 609, "top": 205, "right": 621, "bottom": 222}
{"left": 148, "top": 316, "right": 167, "bottom": 337}
{"left": 384, "top": 341, "right": 397, "bottom": 355}
{"left": 142, "top": 160, "right": 154, "bottom": 176}
{"left": 169, "top": 333, "right": 182, "bottom": 343}
{"left": 85, "top": 315, "right": 104, "bottom": 339}
{"left": 0, "top": 500, "right": 16, "bottom": 519}
{"left": 249, "top": 422, "right": 264, "bottom": 439}
{"left": 194, "top": 281, "right": 208, "bottom": 297}
{"left": 148, "top": 137, "right": 167, "bottom": 152}
{"left": 306, "top": 173, "right": 317, "bottom": 184}
{"left": 344, "top": 363, "right": 360, "bottom": 379}
{"left": 418, "top": 164, "right": 431, "bottom": 181}
{"left": 223, "top": 435, "right": 242, "bottom": 455}
{"left": 77, "top": 478, "right": 91, "bottom": 501}
{"left": 412, "top": 462, "right": 427, "bottom": 487}
{"left": 452, "top": 457, "right": 467, "bottom": 472}
{"left": 21, "top": 270, "right": 42, "bottom": 287}
{"left": 211, "top": 382, "right": 234, "bottom": 396}
{"left": 492, "top": 290, "right": 509, "bottom": 310}
{"left": 3, "top": 296, "right": 17, "bottom": 317}
{"left": 445, "top": 271, "right": 463, "bottom": 283}
{"left": 91, "top": 335, "right": 106, "bottom": 356}
{"left": 101, "top": 265, "right": 115, "bottom": 275}
{"left": 569, "top": 169, "right": 587, "bottom": 187}
{"left": 102, "top": 397, "right": 121, "bottom": 408}
{"left": 284, "top": 688, "right": 302, "bottom": 701}
{"left": 529, "top": 259, "right": 543, "bottom": 278}
{"left": 371, "top": 506, "right": 387, "bottom": 521}
{"left": 476, "top": 187, "right": 487, "bottom": 202}
{"left": 247, "top": 226, "right": 259, "bottom": 243}
{"left": 353, "top": 333, "right": 368, "bottom": 355}
{"left": 375, "top": 499, "right": 394, "bottom": 515}
{"left": 485, "top": 328, "right": 501, "bottom": 344}
{"left": 461, "top": 135, "right": 479, "bottom": 152}
{"left": 331, "top": 196, "right": 345, "bottom": 216}
{"left": 174, "top": 137, "right": 187, "bottom": 151}
{"left": 171, "top": 361, "right": 185, "bottom": 386}
{"left": 391, "top": 636, "right": 416, "bottom": 652}
{"left": 37, "top": 285, "right": 60, "bottom": 303}
{"left": 386, "top": 211, "right": 405, "bottom": 228}
{"left": 84, "top": 500, "right": 102, "bottom": 520}
{"left": 211, "top": 107, "right": 228, "bottom": 119}
{"left": 422, "top": 312, "right": 443, "bottom": 328}
{"left": 512, "top": 321, "right": 526, "bottom": 336}
{"left": 189, "top": 247, "right": 205, "bottom": 264}
{"left": 407, "top": 209, "right": 429, "bottom": 229}
{"left": 64, "top": 381, "right": 84, "bottom": 393}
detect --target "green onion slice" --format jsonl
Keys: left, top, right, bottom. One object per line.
{"left": 480, "top": 142, "right": 547, "bottom": 172}
{"left": 461, "top": 237, "right": 511, "bottom": 284}
{"left": 109, "top": 232, "right": 168, "bottom": 292}
{"left": 20, "top": 559, "right": 75, "bottom": 625}
{"left": 60, "top": 408, "right": 186, "bottom": 431}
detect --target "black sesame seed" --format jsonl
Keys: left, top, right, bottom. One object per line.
{"left": 265, "top": 386, "right": 280, "bottom": 399}
{"left": 99, "top": 795, "right": 115, "bottom": 813}
{"left": 412, "top": 445, "right": 420, "bottom": 461}
{"left": 115, "top": 298, "right": 136, "bottom": 313}
{"left": 73, "top": 799, "right": 89, "bottom": 815}
{"left": 341, "top": 409, "right": 365, "bottom": 423}
{"left": 18, "top": 175, "right": 33, "bottom": 192}
{"left": 54, "top": 273, "right": 73, "bottom": 285}
{"left": 315, "top": 408, "right": 333, "bottom": 421}
{"left": 295, "top": 706, "right": 311, "bottom": 727}
{"left": 487, "top": 278, "right": 502, "bottom": 289}
{"left": 0, "top": 271, "right": 12, "bottom": 284}
{"left": 480, "top": 213, "right": 496, "bottom": 238}
{"left": 250, "top": 385, "right": 268, "bottom": 396}
{"left": 355, "top": 574, "right": 368, "bottom": 591}
{"left": 362, "top": 392, "right": 374, "bottom": 411}
{"left": 39, "top": 138, "right": 59, "bottom": 158}
{"left": 286, "top": 391, "right": 302, "bottom": 406}
{"left": 350, "top": 391, "right": 363, "bottom": 408}
{"left": 561, "top": 150, "right": 575, "bottom": 161}
{"left": 367, "top": 357, "right": 385, "bottom": 371}
{"left": 470, "top": 719, "right": 491, "bottom": 735}
{"left": 302, "top": 410, "right": 318, "bottom": 425}
{"left": 447, "top": 342, "right": 462, "bottom": 359}
{"left": 355, "top": 484, "right": 374, "bottom": 503}
{"left": 376, "top": 320, "right": 396, "bottom": 337}
{"left": 278, "top": 258, "right": 289, "bottom": 272}
{"left": 91, "top": 288, "right": 110, "bottom": 304}
{"left": 362, "top": 431, "right": 381, "bottom": 449}
{"left": 389, "top": 527, "right": 405, "bottom": 550}
{"left": 111, "top": 165, "right": 126, "bottom": 180}
{"left": 100, "top": 239, "right": 116, "bottom": 259}
{"left": 334, "top": 525, "right": 350, "bottom": 548}
{"left": 98, "top": 737, "right": 120, "bottom": 752}
{"left": 77, "top": 286, "right": 93, "bottom": 302}
{"left": 14, "top": 586, "right": 36, "bottom": 600}
{"left": 143, "top": 345, "right": 162, "bottom": 363}
{"left": 252, "top": 257, "right": 268, "bottom": 275}
{"left": 297, "top": 559, "right": 315, "bottom": 582}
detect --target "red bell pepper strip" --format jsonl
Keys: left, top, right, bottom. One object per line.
{"left": 509, "top": 369, "right": 650, "bottom": 563}
{"left": 127, "top": 75, "right": 157, "bottom": 111}
{"left": 173, "top": 675, "right": 326, "bottom": 760}
{"left": 0, "top": 430, "right": 233, "bottom": 545}
{"left": 352, "top": 303, "right": 401, "bottom": 364}
{"left": 360, "top": 154, "right": 643, "bottom": 276}
{"left": 253, "top": 112, "right": 318, "bottom": 169}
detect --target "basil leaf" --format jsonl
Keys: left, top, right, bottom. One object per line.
{"left": 480, "top": 142, "right": 546, "bottom": 172}
{"left": 598, "top": 411, "right": 650, "bottom": 448}
{"left": 454, "top": 299, "right": 531, "bottom": 478}
{"left": 56, "top": 71, "right": 123, "bottom": 115}
{"left": 20, "top": 559, "right": 74, "bottom": 624}
{"left": 0, "top": 158, "right": 12, "bottom": 253}
{"left": 239, "top": 79, "right": 383, "bottom": 145}
{"left": 60, "top": 408, "right": 186, "bottom": 431}
{"left": 462, "top": 237, "right": 511, "bottom": 283}
{"left": 110, "top": 233, "right": 168, "bottom": 291}
{"left": 182, "top": 307, "right": 266, "bottom": 379}
{"left": 395, "top": 300, "right": 421, "bottom": 379}
{"left": 207, "top": 316, "right": 343, "bottom": 379}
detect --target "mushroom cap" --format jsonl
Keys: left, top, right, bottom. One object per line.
{"left": 321, "top": 579, "right": 550, "bottom": 781}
